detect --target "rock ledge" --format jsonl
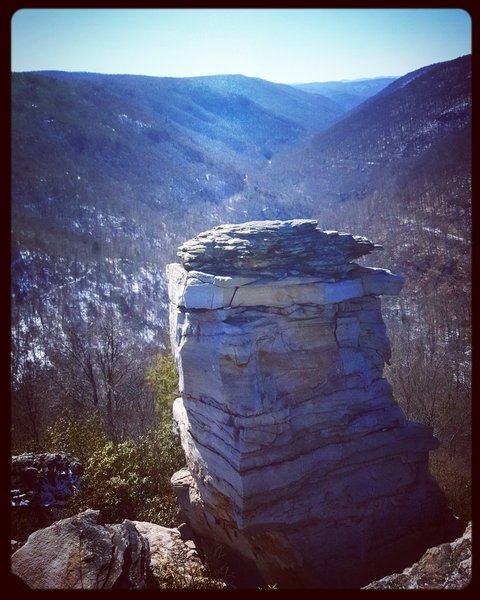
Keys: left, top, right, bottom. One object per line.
{"left": 177, "top": 219, "right": 380, "bottom": 275}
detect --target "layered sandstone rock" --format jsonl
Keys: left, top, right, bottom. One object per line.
{"left": 167, "top": 219, "right": 460, "bottom": 588}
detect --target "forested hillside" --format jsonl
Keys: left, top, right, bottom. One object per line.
{"left": 11, "top": 71, "right": 346, "bottom": 350}
{"left": 11, "top": 55, "right": 471, "bottom": 525}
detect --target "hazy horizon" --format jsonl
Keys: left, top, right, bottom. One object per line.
{"left": 11, "top": 67, "right": 408, "bottom": 86}
{"left": 11, "top": 8, "right": 471, "bottom": 84}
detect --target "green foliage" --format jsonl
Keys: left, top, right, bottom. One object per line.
{"left": 43, "top": 352, "right": 184, "bottom": 526}
{"left": 152, "top": 560, "right": 227, "bottom": 590}
{"left": 43, "top": 412, "right": 108, "bottom": 464}
{"left": 76, "top": 439, "right": 140, "bottom": 521}
{"left": 75, "top": 425, "right": 183, "bottom": 525}
{"left": 146, "top": 352, "right": 179, "bottom": 419}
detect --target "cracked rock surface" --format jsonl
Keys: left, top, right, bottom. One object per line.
{"left": 168, "top": 219, "right": 461, "bottom": 588}
{"left": 11, "top": 510, "right": 149, "bottom": 589}
{"left": 177, "top": 219, "right": 379, "bottom": 275}
{"left": 132, "top": 521, "right": 203, "bottom": 586}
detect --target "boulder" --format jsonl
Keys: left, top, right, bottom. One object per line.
{"left": 11, "top": 452, "right": 81, "bottom": 507}
{"left": 167, "top": 219, "right": 461, "bottom": 588}
{"left": 11, "top": 510, "right": 149, "bottom": 589}
{"left": 363, "top": 522, "right": 472, "bottom": 589}
{"left": 132, "top": 521, "right": 203, "bottom": 586}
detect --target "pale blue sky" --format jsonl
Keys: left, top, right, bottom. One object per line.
{"left": 11, "top": 8, "right": 471, "bottom": 83}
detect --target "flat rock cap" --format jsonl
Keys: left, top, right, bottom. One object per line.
{"left": 177, "top": 219, "right": 380, "bottom": 275}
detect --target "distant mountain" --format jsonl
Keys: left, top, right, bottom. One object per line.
{"left": 11, "top": 56, "right": 471, "bottom": 361}
{"left": 11, "top": 71, "right": 346, "bottom": 349}
{"left": 293, "top": 77, "right": 397, "bottom": 110}
{"left": 367, "top": 64, "right": 437, "bottom": 99}
{"left": 35, "top": 71, "right": 344, "bottom": 156}
{"left": 268, "top": 55, "right": 471, "bottom": 204}
{"left": 12, "top": 71, "right": 347, "bottom": 236}
{"left": 13, "top": 72, "right": 345, "bottom": 224}
{"left": 183, "top": 74, "right": 344, "bottom": 132}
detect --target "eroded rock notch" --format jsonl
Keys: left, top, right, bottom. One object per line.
{"left": 167, "top": 219, "right": 460, "bottom": 588}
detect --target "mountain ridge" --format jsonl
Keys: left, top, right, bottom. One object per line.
{"left": 32, "top": 70, "right": 345, "bottom": 139}
{"left": 11, "top": 54, "right": 471, "bottom": 347}
{"left": 293, "top": 76, "right": 397, "bottom": 110}
{"left": 265, "top": 54, "right": 471, "bottom": 205}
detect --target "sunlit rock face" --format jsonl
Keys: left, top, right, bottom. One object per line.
{"left": 167, "top": 219, "right": 461, "bottom": 588}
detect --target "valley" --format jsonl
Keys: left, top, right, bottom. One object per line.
{"left": 11, "top": 55, "right": 471, "bottom": 523}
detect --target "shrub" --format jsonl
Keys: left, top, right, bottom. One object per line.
{"left": 146, "top": 351, "right": 179, "bottom": 419}
{"left": 41, "top": 352, "right": 185, "bottom": 526}
{"left": 152, "top": 560, "right": 227, "bottom": 590}
{"left": 43, "top": 412, "right": 108, "bottom": 465}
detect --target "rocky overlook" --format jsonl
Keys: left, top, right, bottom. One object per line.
{"left": 167, "top": 219, "right": 461, "bottom": 588}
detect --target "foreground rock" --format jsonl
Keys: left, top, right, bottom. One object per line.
{"left": 363, "top": 522, "right": 472, "bottom": 589}
{"left": 11, "top": 452, "right": 81, "bottom": 507}
{"left": 168, "top": 219, "right": 461, "bottom": 588}
{"left": 133, "top": 521, "right": 204, "bottom": 586}
{"left": 11, "top": 510, "right": 149, "bottom": 589}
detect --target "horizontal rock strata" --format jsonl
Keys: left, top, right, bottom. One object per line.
{"left": 168, "top": 219, "right": 461, "bottom": 588}
{"left": 177, "top": 219, "right": 380, "bottom": 275}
